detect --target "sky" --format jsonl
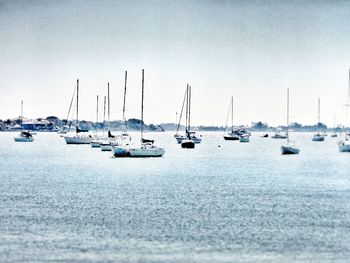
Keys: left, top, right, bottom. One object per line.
{"left": 1, "top": 0, "right": 350, "bottom": 126}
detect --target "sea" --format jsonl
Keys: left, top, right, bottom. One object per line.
{"left": 0, "top": 131, "right": 349, "bottom": 262}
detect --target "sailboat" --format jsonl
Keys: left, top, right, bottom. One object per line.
{"left": 281, "top": 88, "right": 300, "bottom": 155}
{"left": 338, "top": 67, "right": 350, "bottom": 152}
{"left": 14, "top": 100, "right": 35, "bottom": 142}
{"left": 174, "top": 84, "right": 202, "bottom": 144}
{"left": 114, "top": 69, "right": 165, "bottom": 157}
{"left": 112, "top": 71, "right": 132, "bottom": 157}
{"left": 63, "top": 79, "right": 92, "bottom": 144}
{"left": 312, "top": 97, "right": 325, "bottom": 142}
{"left": 223, "top": 97, "right": 240, "bottom": 140}
{"left": 180, "top": 85, "right": 196, "bottom": 148}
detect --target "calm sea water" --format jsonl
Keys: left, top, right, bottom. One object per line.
{"left": 0, "top": 131, "right": 349, "bottom": 262}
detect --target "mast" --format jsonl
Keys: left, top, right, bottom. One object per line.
{"left": 185, "top": 84, "right": 189, "bottom": 134}
{"left": 96, "top": 95, "right": 99, "bottom": 123}
{"left": 231, "top": 96, "right": 234, "bottom": 132}
{"left": 175, "top": 87, "right": 187, "bottom": 135}
{"left": 317, "top": 97, "right": 320, "bottom": 133}
{"left": 188, "top": 85, "right": 191, "bottom": 132}
{"left": 141, "top": 69, "right": 145, "bottom": 141}
{"left": 286, "top": 88, "right": 289, "bottom": 144}
{"left": 122, "top": 71, "right": 127, "bottom": 132}
{"left": 108, "top": 82, "right": 110, "bottom": 130}
{"left": 103, "top": 96, "right": 106, "bottom": 136}
{"left": 76, "top": 79, "right": 79, "bottom": 129}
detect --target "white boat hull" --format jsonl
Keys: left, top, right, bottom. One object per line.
{"left": 338, "top": 140, "right": 350, "bottom": 152}
{"left": 100, "top": 143, "right": 113, "bottom": 151}
{"left": 129, "top": 148, "right": 165, "bottom": 157}
{"left": 175, "top": 136, "right": 201, "bottom": 144}
{"left": 90, "top": 141, "right": 101, "bottom": 148}
{"left": 64, "top": 136, "right": 92, "bottom": 144}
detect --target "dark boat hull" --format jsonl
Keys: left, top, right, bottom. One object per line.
{"left": 181, "top": 140, "right": 195, "bottom": 148}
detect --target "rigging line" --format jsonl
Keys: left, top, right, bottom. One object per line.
{"left": 176, "top": 85, "right": 188, "bottom": 135}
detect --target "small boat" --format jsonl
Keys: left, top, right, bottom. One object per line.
{"left": 14, "top": 131, "right": 34, "bottom": 142}
{"left": 331, "top": 133, "right": 338, "bottom": 138}
{"left": 90, "top": 140, "right": 101, "bottom": 148}
{"left": 281, "top": 145, "right": 300, "bottom": 155}
{"left": 338, "top": 137, "right": 350, "bottom": 152}
{"left": 281, "top": 88, "right": 300, "bottom": 155}
{"left": 63, "top": 79, "right": 92, "bottom": 144}
{"left": 271, "top": 132, "right": 287, "bottom": 139}
{"left": 223, "top": 97, "right": 240, "bottom": 141}
{"left": 312, "top": 98, "right": 325, "bottom": 142}
{"left": 239, "top": 134, "right": 250, "bottom": 143}
{"left": 331, "top": 115, "right": 338, "bottom": 137}
{"left": 174, "top": 84, "right": 201, "bottom": 145}
{"left": 312, "top": 133, "right": 325, "bottom": 142}
{"left": 261, "top": 133, "right": 269, "bottom": 138}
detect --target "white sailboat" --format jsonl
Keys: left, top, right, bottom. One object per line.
{"left": 114, "top": 69, "right": 165, "bottom": 158}
{"left": 312, "top": 97, "right": 325, "bottom": 142}
{"left": 63, "top": 79, "right": 92, "bottom": 144}
{"left": 13, "top": 100, "right": 34, "bottom": 142}
{"left": 223, "top": 97, "right": 240, "bottom": 141}
{"left": 174, "top": 84, "right": 202, "bottom": 145}
{"left": 338, "top": 67, "right": 350, "bottom": 152}
{"left": 14, "top": 130, "right": 34, "bottom": 142}
{"left": 281, "top": 88, "right": 300, "bottom": 155}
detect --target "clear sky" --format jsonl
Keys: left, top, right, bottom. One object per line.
{"left": 1, "top": 0, "right": 350, "bottom": 126}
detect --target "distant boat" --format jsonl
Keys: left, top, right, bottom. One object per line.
{"left": 174, "top": 84, "right": 202, "bottom": 145}
{"left": 271, "top": 132, "right": 287, "bottom": 139}
{"left": 239, "top": 134, "right": 250, "bottom": 143}
{"left": 261, "top": 133, "right": 269, "bottom": 138}
{"left": 13, "top": 101, "right": 34, "bottom": 142}
{"left": 114, "top": 69, "right": 165, "bottom": 157}
{"left": 312, "top": 98, "right": 325, "bottom": 142}
{"left": 223, "top": 96, "right": 240, "bottom": 141}
{"left": 338, "top": 68, "right": 350, "bottom": 152}
{"left": 331, "top": 115, "right": 338, "bottom": 137}
{"left": 281, "top": 88, "right": 300, "bottom": 155}
{"left": 63, "top": 79, "right": 92, "bottom": 144}
{"left": 14, "top": 131, "right": 34, "bottom": 142}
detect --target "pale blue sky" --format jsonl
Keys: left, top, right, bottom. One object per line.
{"left": 1, "top": 0, "right": 350, "bottom": 126}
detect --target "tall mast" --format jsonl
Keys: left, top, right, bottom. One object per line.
{"left": 175, "top": 87, "right": 187, "bottom": 135}
{"left": 141, "top": 69, "right": 145, "bottom": 140}
{"left": 185, "top": 84, "right": 189, "bottom": 132}
{"left": 96, "top": 95, "right": 99, "bottom": 123}
{"left": 188, "top": 85, "right": 191, "bottom": 132}
{"left": 103, "top": 96, "right": 106, "bottom": 136}
{"left": 123, "top": 71, "right": 127, "bottom": 121}
{"left": 286, "top": 88, "right": 289, "bottom": 144}
{"left": 76, "top": 79, "right": 79, "bottom": 129}
{"left": 317, "top": 97, "right": 320, "bottom": 133}
{"left": 108, "top": 82, "right": 110, "bottom": 125}
{"left": 231, "top": 96, "right": 234, "bottom": 132}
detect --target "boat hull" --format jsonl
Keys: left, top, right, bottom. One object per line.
{"left": 129, "top": 147, "right": 165, "bottom": 157}
{"left": 338, "top": 141, "right": 350, "bottom": 152}
{"left": 223, "top": 135, "right": 239, "bottom": 141}
{"left": 181, "top": 140, "right": 195, "bottom": 148}
{"left": 112, "top": 146, "right": 131, "bottom": 157}
{"left": 281, "top": 146, "right": 300, "bottom": 155}
{"left": 312, "top": 136, "right": 325, "bottom": 142}
{"left": 14, "top": 137, "right": 34, "bottom": 142}
{"left": 90, "top": 141, "right": 101, "bottom": 148}
{"left": 64, "top": 136, "right": 91, "bottom": 144}
{"left": 239, "top": 137, "right": 250, "bottom": 143}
